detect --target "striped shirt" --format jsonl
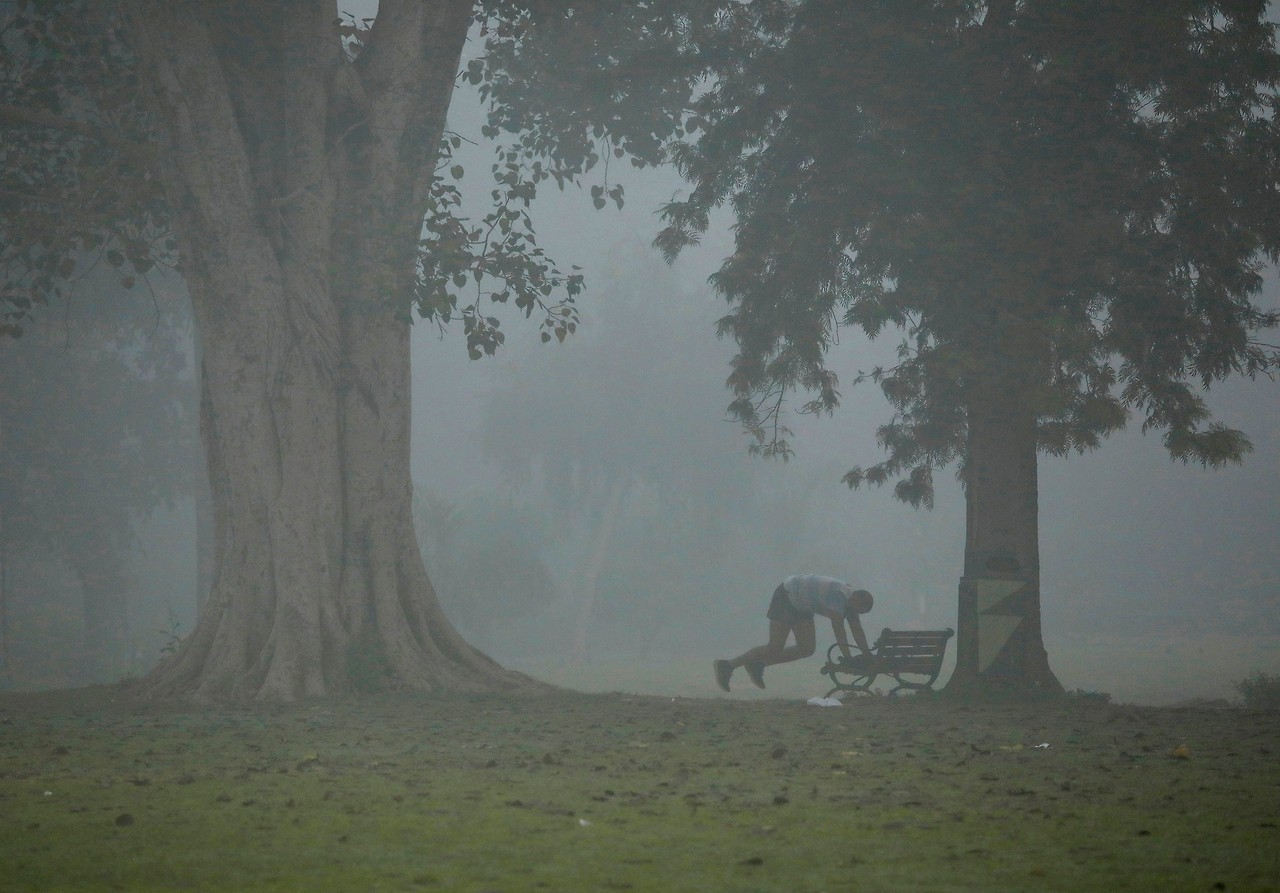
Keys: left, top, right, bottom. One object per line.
{"left": 782, "top": 575, "right": 853, "bottom": 616}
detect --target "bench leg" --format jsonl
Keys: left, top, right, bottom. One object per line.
{"left": 822, "top": 669, "right": 878, "bottom": 698}
{"left": 885, "top": 674, "right": 941, "bottom": 695}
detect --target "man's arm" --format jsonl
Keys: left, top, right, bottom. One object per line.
{"left": 829, "top": 614, "right": 853, "bottom": 660}
{"left": 847, "top": 613, "right": 871, "bottom": 654}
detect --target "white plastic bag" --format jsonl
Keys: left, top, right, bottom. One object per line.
{"left": 805, "top": 696, "right": 843, "bottom": 707}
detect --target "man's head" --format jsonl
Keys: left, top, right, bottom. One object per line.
{"left": 846, "top": 589, "right": 873, "bottom": 616}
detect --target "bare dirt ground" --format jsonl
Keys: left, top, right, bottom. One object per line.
{"left": 1, "top": 684, "right": 1277, "bottom": 892}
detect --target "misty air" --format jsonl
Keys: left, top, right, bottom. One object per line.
{"left": 1, "top": 2, "right": 1277, "bottom": 890}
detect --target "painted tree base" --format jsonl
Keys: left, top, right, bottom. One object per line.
{"left": 943, "top": 668, "right": 1066, "bottom": 701}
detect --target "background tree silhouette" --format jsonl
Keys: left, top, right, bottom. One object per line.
{"left": 0, "top": 272, "right": 196, "bottom": 684}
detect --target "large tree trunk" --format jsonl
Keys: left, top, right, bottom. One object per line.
{"left": 947, "top": 365, "right": 1063, "bottom": 697}
{"left": 123, "top": 0, "right": 536, "bottom": 700}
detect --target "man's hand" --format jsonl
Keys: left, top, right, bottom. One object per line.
{"left": 848, "top": 613, "right": 871, "bottom": 655}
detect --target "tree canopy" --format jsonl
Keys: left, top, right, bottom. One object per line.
{"left": 720, "top": 1, "right": 1278, "bottom": 500}
{"left": 0, "top": 1, "right": 166, "bottom": 336}
{"left": 0, "top": 2, "right": 590, "bottom": 351}
{"left": 485, "top": 0, "right": 1280, "bottom": 500}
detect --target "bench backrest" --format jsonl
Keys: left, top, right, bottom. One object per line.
{"left": 874, "top": 628, "right": 953, "bottom": 671}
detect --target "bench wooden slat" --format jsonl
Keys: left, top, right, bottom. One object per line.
{"left": 879, "top": 640, "right": 948, "bottom": 652}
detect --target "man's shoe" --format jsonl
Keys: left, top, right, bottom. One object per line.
{"left": 714, "top": 660, "right": 732, "bottom": 692}
{"left": 745, "top": 661, "right": 766, "bottom": 689}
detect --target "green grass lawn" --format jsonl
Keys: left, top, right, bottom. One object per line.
{"left": 1, "top": 685, "right": 1277, "bottom": 892}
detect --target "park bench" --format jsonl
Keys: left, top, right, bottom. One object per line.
{"left": 820, "top": 627, "right": 954, "bottom": 696}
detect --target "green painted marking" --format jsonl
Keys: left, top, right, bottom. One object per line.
{"left": 978, "top": 614, "right": 1022, "bottom": 672}
{"left": 974, "top": 579, "right": 1024, "bottom": 614}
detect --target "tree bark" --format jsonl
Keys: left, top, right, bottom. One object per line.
{"left": 122, "top": 0, "right": 539, "bottom": 700}
{"left": 947, "top": 361, "right": 1063, "bottom": 697}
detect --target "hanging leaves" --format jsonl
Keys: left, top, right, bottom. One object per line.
{"left": 0, "top": 0, "right": 170, "bottom": 336}
{"left": 484, "top": 0, "right": 1280, "bottom": 499}
{"left": 415, "top": 135, "right": 583, "bottom": 355}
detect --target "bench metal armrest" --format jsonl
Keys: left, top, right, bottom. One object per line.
{"left": 823, "top": 643, "right": 878, "bottom": 673}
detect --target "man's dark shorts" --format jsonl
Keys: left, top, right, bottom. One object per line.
{"left": 766, "top": 584, "right": 806, "bottom": 625}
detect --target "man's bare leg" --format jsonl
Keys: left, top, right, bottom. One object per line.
{"left": 729, "top": 616, "right": 816, "bottom": 669}
{"left": 714, "top": 617, "right": 819, "bottom": 689}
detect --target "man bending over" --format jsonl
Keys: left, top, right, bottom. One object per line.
{"left": 714, "top": 575, "right": 874, "bottom": 691}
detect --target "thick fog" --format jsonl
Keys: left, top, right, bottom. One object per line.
{"left": 3, "top": 7, "right": 1278, "bottom": 704}
{"left": 403, "top": 85, "right": 1280, "bottom": 704}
